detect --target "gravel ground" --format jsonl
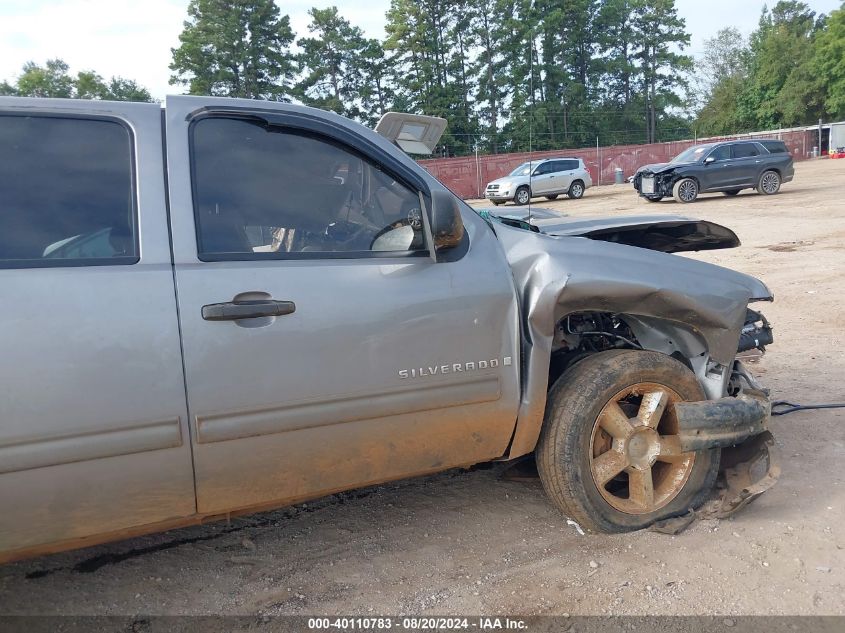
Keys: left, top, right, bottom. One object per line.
{"left": 1, "top": 158, "right": 843, "bottom": 617}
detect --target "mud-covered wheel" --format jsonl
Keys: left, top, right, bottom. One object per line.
{"left": 536, "top": 350, "right": 720, "bottom": 533}
{"left": 672, "top": 178, "right": 699, "bottom": 203}
{"left": 514, "top": 186, "right": 531, "bottom": 205}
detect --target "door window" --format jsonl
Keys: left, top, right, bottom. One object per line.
{"left": 190, "top": 117, "right": 427, "bottom": 260}
{"left": 760, "top": 140, "right": 787, "bottom": 154}
{"left": 0, "top": 114, "right": 137, "bottom": 268}
{"left": 708, "top": 145, "right": 731, "bottom": 161}
{"left": 731, "top": 143, "right": 760, "bottom": 159}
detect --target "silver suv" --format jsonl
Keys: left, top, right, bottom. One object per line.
{"left": 485, "top": 157, "right": 593, "bottom": 205}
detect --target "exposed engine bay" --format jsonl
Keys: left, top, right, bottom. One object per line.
{"left": 551, "top": 309, "right": 774, "bottom": 386}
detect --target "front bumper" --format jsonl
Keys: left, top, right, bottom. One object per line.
{"left": 670, "top": 390, "right": 779, "bottom": 523}
{"left": 674, "top": 390, "right": 771, "bottom": 451}
{"left": 485, "top": 190, "right": 512, "bottom": 201}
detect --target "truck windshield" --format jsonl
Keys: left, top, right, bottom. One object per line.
{"left": 670, "top": 145, "right": 711, "bottom": 164}
{"left": 509, "top": 162, "right": 534, "bottom": 176}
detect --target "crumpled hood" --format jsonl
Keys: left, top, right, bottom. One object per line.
{"left": 481, "top": 208, "right": 742, "bottom": 253}
{"left": 637, "top": 162, "right": 683, "bottom": 174}
{"left": 494, "top": 220, "right": 772, "bottom": 365}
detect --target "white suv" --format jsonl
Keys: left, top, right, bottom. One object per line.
{"left": 485, "top": 157, "right": 593, "bottom": 205}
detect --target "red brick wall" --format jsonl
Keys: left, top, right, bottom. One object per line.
{"left": 419, "top": 130, "right": 809, "bottom": 199}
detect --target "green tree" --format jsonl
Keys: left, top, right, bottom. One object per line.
{"left": 384, "top": 0, "right": 478, "bottom": 155}
{"left": 694, "top": 28, "right": 753, "bottom": 134}
{"left": 0, "top": 81, "right": 17, "bottom": 96}
{"left": 15, "top": 59, "right": 75, "bottom": 98}
{"left": 105, "top": 78, "right": 154, "bottom": 102}
{"left": 632, "top": 0, "right": 693, "bottom": 143}
{"left": 357, "top": 38, "right": 394, "bottom": 126}
{"left": 295, "top": 6, "right": 369, "bottom": 119}
{"left": 2, "top": 60, "right": 154, "bottom": 102}
{"left": 467, "top": 0, "right": 509, "bottom": 152}
{"left": 812, "top": 2, "right": 845, "bottom": 119}
{"left": 740, "top": 1, "right": 824, "bottom": 128}
{"left": 170, "top": 0, "right": 295, "bottom": 100}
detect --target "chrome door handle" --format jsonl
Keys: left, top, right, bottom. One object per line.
{"left": 202, "top": 300, "right": 296, "bottom": 321}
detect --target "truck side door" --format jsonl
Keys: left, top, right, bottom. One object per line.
{"left": 0, "top": 99, "right": 196, "bottom": 557}
{"left": 164, "top": 97, "right": 520, "bottom": 515}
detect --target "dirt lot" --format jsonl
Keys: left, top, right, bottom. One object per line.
{"left": 1, "top": 159, "right": 843, "bottom": 617}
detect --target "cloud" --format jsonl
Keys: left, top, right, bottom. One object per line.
{"left": 0, "top": 0, "right": 185, "bottom": 98}
{"left": 0, "top": 0, "right": 391, "bottom": 100}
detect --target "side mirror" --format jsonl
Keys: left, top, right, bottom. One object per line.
{"left": 704, "top": 156, "right": 716, "bottom": 164}
{"left": 429, "top": 190, "right": 465, "bottom": 254}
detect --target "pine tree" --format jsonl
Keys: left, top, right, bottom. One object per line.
{"left": 170, "top": 0, "right": 295, "bottom": 100}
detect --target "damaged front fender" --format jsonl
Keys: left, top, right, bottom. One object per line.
{"left": 495, "top": 222, "right": 772, "bottom": 458}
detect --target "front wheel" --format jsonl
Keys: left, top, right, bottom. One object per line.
{"left": 514, "top": 186, "right": 531, "bottom": 205}
{"left": 672, "top": 178, "right": 699, "bottom": 203}
{"left": 536, "top": 350, "right": 720, "bottom": 533}
{"left": 758, "top": 170, "right": 781, "bottom": 195}
{"left": 568, "top": 180, "right": 585, "bottom": 199}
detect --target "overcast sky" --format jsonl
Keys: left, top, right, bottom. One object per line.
{"left": 1, "top": 0, "right": 842, "bottom": 99}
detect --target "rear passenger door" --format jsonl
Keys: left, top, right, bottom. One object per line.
{"left": 730, "top": 143, "right": 764, "bottom": 186}
{"left": 553, "top": 160, "right": 578, "bottom": 193}
{"left": 164, "top": 97, "right": 520, "bottom": 516}
{"left": 0, "top": 100, "right": 196, "bottom": 557}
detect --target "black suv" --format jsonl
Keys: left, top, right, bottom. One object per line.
{"left": 633, "top": 139, "right": 794, "bottom": 203}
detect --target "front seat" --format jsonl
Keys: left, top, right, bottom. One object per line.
{"left": 198, "top": 205, "right": 252, "bottom": 255}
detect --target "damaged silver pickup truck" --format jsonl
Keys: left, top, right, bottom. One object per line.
{"left": 0, "top": 96, "right": 776, "bottom": 563}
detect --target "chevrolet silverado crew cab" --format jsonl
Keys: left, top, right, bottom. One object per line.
{"left": 0, "top": 96, "right": 777, "bottom": 562}
{"left": 485, "top": 157, "right": 592, "bottom": 205}
{"left": 633, "top": 139, "right": 794, "bottom": 203}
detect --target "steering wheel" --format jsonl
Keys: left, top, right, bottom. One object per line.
{"left": 369, "top": 217, "right": 424, "bottom": 251}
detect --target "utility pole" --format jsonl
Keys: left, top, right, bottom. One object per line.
{"left": 819, "top": 118, "right": 823, "bottom": 156}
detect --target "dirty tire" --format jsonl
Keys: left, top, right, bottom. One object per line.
{"left": 536, "top": 350, "right": 720, "bottom": 533}
{"left": 568, "top": 180, "right": 585, "bottom": 199}
{"left": 545, "top": 194, "right": 559, "bottom": 200}
{"left": 514, "top": 186, "right": 531, "bottom": 205}
{"left": 672, "top": 178, "right": 698, "bottom": 203}
{"left": 758, "top": 170, "right": 781, "bottom": 195}
{"left": 723, "top": 189, "right": 741, "bottom": 196}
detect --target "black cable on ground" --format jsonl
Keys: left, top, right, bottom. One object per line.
{"left": 771, "top": 400, "right": 845, "bottom": 416}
